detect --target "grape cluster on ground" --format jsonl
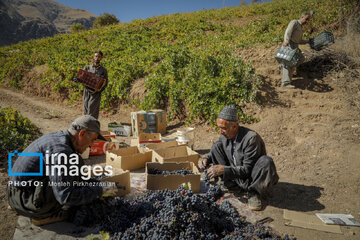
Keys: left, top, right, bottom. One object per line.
{"left": 73, "top": 186, "right": 295, "bottom": 240}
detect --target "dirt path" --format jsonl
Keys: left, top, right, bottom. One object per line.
{"left": 1, "top": 44, "right": 360, "bottom": 240}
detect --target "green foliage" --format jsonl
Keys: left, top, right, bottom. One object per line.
{"left": 0, "top": 106, "right": 41, "bottom": 161}
{"left": 70, "top": 23, "right": 85, "bottom": 33}
{"left": 142, "top": 47, "right": 259, "bottom": 123}
{"left": 93, "top": 13, "right": 120, "bottom": 28}
{"left": 0, "top": 0, "right": 343, "bottom": 124}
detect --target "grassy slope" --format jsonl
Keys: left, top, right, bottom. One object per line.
{"left": 0, "top": 0, "right": 340, "bottom": 123}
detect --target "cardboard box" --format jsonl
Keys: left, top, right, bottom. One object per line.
{"left": 150, "top": 109, "right": 167, "bottom": 135}
{"left": 86, "top": 165, "right": 130, "bottom": 197}
{"left": 130, "top": 133, "right": 162, "bottom": 147}
{"left": 108, "top": 122, "right": 131, "bottom": 137}
{"left": 139, "top": 133, "right": 161, "bottom": 143}
{"left": 131, "top": 110, "right": 167, "bottom": 137}
{"left": 90, "top": 132, "right": 118, "bottom": 156}
{"left": 146, "top": 162, "right": 200, "bottom": 193}
{"left": 283, "top": 210, "right": 342, "bottom": 234}
{"left": 99, "top": 167, "right": 130, "bottom": 197}
{"left": 145, "top": 140, "right": 179, "bottom": 151}
{"left": 106, "top": 146, "right": 152, "bottom": 171}
{"left": 131, "top": 111, "right": 157, "bottom": 137}
{"left": 152, "top": 146, "right": 199, "bottom": 165}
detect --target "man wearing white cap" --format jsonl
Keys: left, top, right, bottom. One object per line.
{"left": 199, "top": 106, "right": 279, "bottom": 210}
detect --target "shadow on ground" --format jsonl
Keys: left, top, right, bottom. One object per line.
{"left": 266, "top": 181, "right": 325, "bottom": 212}
{"left": 257, "top": 75, "right": 288, "bottom": 107}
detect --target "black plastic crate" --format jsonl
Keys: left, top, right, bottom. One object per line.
{"left": 310, "top": 30, "right": 334, "bottom": 51}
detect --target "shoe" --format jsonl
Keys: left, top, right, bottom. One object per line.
{"left": 281, "top": 83, "right": 295, "bottom": 89}
{"left": 31, "top": 210, "right": 69, "bottom": 226}
{"left": 248, "top": 191, "right": 262, "bottom": 211}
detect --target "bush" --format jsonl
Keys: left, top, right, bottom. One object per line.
{"left": 0, "top": 106, "right": 41, "bottom": 163}
{"left": 70, "top": 23, "right": 85, "bottom": 33}
{"left": 93, "top": 13, "right": 120, "bottom": 28}
{"left": 142, "top": 48, "right": 259, "bottom": 123}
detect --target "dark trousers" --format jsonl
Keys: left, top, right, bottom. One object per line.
{"left": 83, "top": 88, "right": 101, "bottom": 119}
{"left": 7, "top": 180, "right": 62, "bottom": 220}
{"left": 209, "top": 143, "right": 279, "bottom": 195}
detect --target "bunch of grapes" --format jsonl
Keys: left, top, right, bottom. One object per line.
{"left": 148, "top": 168, "right": 194, "bottom": 176}
{"left": 73, "top": 186, "right": 295, "bottom": 240}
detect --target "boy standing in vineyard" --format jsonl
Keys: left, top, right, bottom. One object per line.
{"left": 281, "top": 12, "right": 312, "bottom": 88}
{"left": 83, "top": 51, "right": 108, "bottom": 119}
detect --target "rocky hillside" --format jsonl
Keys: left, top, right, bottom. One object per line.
{"left": 0, "top": 0, "right": 96, "bottom": 46}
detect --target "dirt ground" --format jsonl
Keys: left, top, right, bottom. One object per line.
{"left": 1, "top": 41, "right": 360, "bottom": 240}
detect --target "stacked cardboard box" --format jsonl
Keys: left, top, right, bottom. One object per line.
{"left": 131, "top": 133, "right": 162, "bottom": 147}
{"left": 131, "top": 109, "right": 167, "bottom": 137}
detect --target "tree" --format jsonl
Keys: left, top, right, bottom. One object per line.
{"left": 93, "top": 13, "right": 120, "bottom": 29}
{"left": 70, "top": 23, "right": 84, "bottom": 33}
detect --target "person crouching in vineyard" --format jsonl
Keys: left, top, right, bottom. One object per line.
{"left": 83, "top": 51, "right": 108, "bottom": 119}
{"left": 281, "top": 12, "right": 312, "bottom": 88}
{"left": 7, "top": 115, "right": 119, "bottom": 226}
{"left": 198, "top": 105, "right": 279, "bottom": 211}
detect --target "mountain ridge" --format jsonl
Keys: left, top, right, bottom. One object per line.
{"left": 0, "top": 0, "right": 96, "bottom": 46}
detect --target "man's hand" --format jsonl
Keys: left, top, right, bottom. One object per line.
{"left": 198, "top": 158, "right": 208, "bottom": 171}
{"left": 282, "top": 42, "right": 289, "bottom": 47}
{"left": 207, "top": 165, "right": 224, "bottom": 179}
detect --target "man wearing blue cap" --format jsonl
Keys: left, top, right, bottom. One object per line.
{"left": 199, "top": 105, "right": 279, "bottom": 210}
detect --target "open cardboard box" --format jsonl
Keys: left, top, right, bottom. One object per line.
{"left": 146, "top": 162, "right": 200, "bottom": 193}
{"left": 106, "top": 146, "right": 152, "bottom": 171}
{"left": 145, "top": 140, "right": 179, "bottom": 151}
{"left": 152, "top": 145, "right": 199, "bottom": 165}
{"left": 131, "top": 133, "right": 162, "bottom": 147}
{"left": 88, "top": 164, "right": 130, "bottom": 197}
{"left": 100, "top": 168, "right": 130, "bottom": 197}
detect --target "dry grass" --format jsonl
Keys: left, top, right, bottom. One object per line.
{"left": 334, "top": 33, "right": 360, "bottom": 61}
{"left": 334, "top": 15, "right": 360, "bottom": 61}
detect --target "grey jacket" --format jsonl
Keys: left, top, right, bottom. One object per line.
{"left": 208, "top": 126, "right": 266, "bottom": 182}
